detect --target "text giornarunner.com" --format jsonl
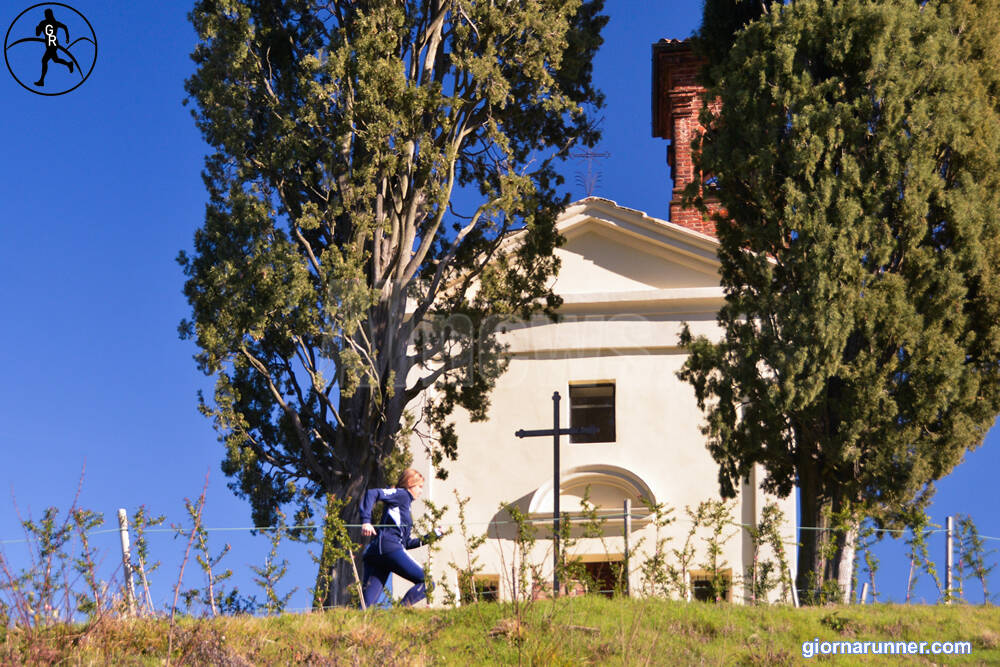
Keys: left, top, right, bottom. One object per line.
{"left": 802, "top": 638, "right": 973, "bottom": 659}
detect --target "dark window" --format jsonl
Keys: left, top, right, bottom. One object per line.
{"left": 569, "top": 383, "right": 615, "bottom": 443}
{"left": 475, "top": 578, "right": 499, "bottom": 602}
{"left": 584, "top": 560, "right": 623, "bottom": 598}
{"left": 691, "top": 571, "right": 731, "bottom": 603}
{"left": 459, "top": 574, "right": 499, "bottom": 604}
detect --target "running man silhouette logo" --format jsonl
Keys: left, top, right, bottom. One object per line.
{"left": 4, "top": 3, "right": 97, "bottom": 96}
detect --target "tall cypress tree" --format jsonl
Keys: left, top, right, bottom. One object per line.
{"left": 180, "top": 0, "right": 606, "bottom": 605}
{"left": 680, "top": 0, "right": 1000, "bottom": 601}
{"left": 696, "top": 0, "right": 768, "bottom": 83}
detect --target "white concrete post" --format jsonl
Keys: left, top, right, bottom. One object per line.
{"left": 945, "top": 515, "right": 954, "bottom": 605}
{"left": 623, "top": 499, "right": 631, "bottom": 598}
{"left": 117, "top": 508, "right": 136, "bottom": 615}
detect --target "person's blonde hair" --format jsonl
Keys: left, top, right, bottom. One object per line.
{"left": 396, "top": 468, "right": 424, "bottom": 490}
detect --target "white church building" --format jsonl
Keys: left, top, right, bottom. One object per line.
{"left": 410, "top": 196, "right": 797, "bottom": 604}
{"left": 401, "top": 39, "right": 797, "bottom": 605}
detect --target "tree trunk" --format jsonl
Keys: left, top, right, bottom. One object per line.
{"left": 797, "top": 457, "right": 859, "bottom": 604}
{"left": 833, "top": 524, "right": 857, "bottom": 604}
{"left": 327, "top": 557, "right": 364, "bottom": 607}
{"left": 825, "top": 487, "right": 858, "bottom": 604}
{"left": 312, "top": 492, "right": 366, "bottom": 609}
{"left": 309, "top": 419, "right": 379, "bottom": 608}
{"left": 321, "top": 474, "right": 371, "bottom": 608}
{"left": 314, "top": 353, "right": 411, "bottom": 608}
{"left": 796, "top": 454, "right": 828, "bottom": 601}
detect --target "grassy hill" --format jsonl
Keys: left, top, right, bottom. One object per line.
{"left": 4, "top": 597, "right": 999, "bottom": 665}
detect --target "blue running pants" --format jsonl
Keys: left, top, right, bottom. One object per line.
{"left": 362, "top": 548, "right": 429, "bottom": 608}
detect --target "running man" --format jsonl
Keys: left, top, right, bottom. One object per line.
{"left": 34, "top": 9, "right": 73, "bottom": 86}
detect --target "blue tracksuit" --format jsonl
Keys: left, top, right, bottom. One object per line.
{"left": 360, "top": 487, "right": 425, "bottom": 555}
{"left": 360, "top": 487, "right": 430, "bottom": 607}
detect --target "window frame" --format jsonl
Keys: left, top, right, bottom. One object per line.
{"left": 568, "top": 381, "right": 616, "bottom": 444}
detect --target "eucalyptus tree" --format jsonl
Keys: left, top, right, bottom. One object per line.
{"left": 180, "top": 0, "right": 605, "bottom": 603}
{"left": 680, "top": 0, "right": 1000, "bottom": 601}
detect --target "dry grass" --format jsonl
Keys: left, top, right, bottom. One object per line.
{"left": 2, "top": 597, "right": 999, "bottom": 665}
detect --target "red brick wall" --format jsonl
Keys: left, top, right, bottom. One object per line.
{"left": 652, "top": 40, "right": 720, "bottom": 237}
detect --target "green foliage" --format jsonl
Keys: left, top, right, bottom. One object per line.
{"left": 130, "top": 504, "right": 166, "bottom": 614}
{"left": 447, "top": 490, "right": 487, "bottom": 605}
{"left": 744, "top": 502, "right": 792, "bottom": 604}
{"left": 179, "top": 1, "right": 608, "bottom": 578}
{"left": 956, "top": 513, "right": 996, "bottom": 604}
{"left": 696, "top": 500, "right": 737, "bottom": 603}
{"left": 554, "top": 509, "right": 584, "bottom": 595}
{"left": 499, "top": 501, "right": 538, "bottom": 610}
{"left": 695, "top": 0, "right": 768, "bottom": 85}
{"left": 69, "top": 509, "right": 104, "bottom": 618}
{"left": 801, "top": 573, "right": 846, "bottom": 607}
{"left": 173, "top": 486, "right": 240, "bottom": 617}
{"left": 638, "top": 499, "right": 734, "bottom": 602}
{"left": 636, "top": 497, "right": 676, "bottom": 598}
{"left": 540, "top": 488, "right": 627, "bottom": 599}
{"left": 251, "top": 509, "right": 297, "bottom": 614}
{"left": 20, "top": 508, "right": 74, "bottom": 624}
{"left": 414, "top": 498, "right": 448, "bottom": 605}
{"left": 855, "top": 519, "right": 881, "bottom": 603}
{"left": 669, "top": 503, "right": 703, "bottom": 600}
{"left": 310, "top": 494, "right": 361, "bottom": 609}
{"left": 574, "top": 490, "right": 627, "bottom": 596}
{"left": 130, "top": 505, "right": 165, "bottom": 579}
{"left": 0, "top": 490, "right": 108, "bottom": 628}
{"left": 902, "top": 512, "right": 942, "bottom": 603}
{"left": 683, "top": 0, "right": 1000, "bottom": 597}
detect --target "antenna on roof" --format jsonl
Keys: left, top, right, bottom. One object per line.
{"left": 572, "top": 149, "right": 610, "bottom": 197}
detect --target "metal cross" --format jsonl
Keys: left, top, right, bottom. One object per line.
{"left": 515, "top": 390, "right": 598, "bottom": 598}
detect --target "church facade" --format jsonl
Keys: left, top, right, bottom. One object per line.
{"left": 401, "top": 39, "right": 797, "bottom": 605}
{"left": 408, "top": 196, "right": 796, "bottom": 604}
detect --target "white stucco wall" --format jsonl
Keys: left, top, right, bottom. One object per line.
{"left": 398, "top": 199, "right": 797, "bottom": 605}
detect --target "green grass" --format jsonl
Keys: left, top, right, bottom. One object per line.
{"left": 3, "top": 598, "right": 999, "bottom": 665}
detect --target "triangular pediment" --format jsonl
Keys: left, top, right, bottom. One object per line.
{"left": 553, "top": 198, "right": 720, "bottom": 295}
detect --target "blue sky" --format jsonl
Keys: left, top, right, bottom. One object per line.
{"left": 1, "top": 1, "right": 995, "bottom": 610}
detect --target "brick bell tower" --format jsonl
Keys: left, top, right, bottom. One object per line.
{"left": 652, "top": 39, "right": 719, "bottom": 237}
